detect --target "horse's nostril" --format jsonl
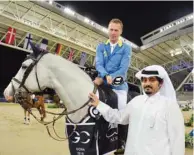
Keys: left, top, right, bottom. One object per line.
{"left": 5, "top": 96, "right": 13, "bottom": 102}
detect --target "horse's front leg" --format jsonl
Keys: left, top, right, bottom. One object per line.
{"left": 26, "top": 110, "right": 30, "bottom": 125}
{"left": 24, "top": 109, "right": 30, "bottom": 125}
{"left": 24, "top": 109, "right": 27, "bottom": 124}
{"left": 37, "top": 107, "right": 44, "bottom": 121}
{"left": 42, "top": 104, "right": 46, "bottom": 121}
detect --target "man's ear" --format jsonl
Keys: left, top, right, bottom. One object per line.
{"left": 159, "top": 81, "right": 163, "bottom": 88}
{"left": 120, "top": 30, "right": 123, "bottom": 35}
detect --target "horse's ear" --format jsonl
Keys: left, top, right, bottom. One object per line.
{"left": 29, "top": 42, "right": 41, "bottom": 58}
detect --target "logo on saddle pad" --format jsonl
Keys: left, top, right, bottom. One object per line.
{"left": 71, "top": 131, "right": 91, "bottom": 144}
{"left": 106, "top": 123, "right": 118, "bottom": 138}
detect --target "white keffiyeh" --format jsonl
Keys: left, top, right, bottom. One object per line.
{"left": 135, "top": 65, "right": 177, "bottom": 103}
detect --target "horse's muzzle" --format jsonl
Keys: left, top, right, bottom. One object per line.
{"left": 5, "top": 96, "right": 14, "bottom": 102}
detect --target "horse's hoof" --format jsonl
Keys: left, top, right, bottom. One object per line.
{"left": 40, "top": 117, "right": 44, "bottom": 121}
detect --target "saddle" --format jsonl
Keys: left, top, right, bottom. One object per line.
{"left": 97, "top": 84, "right": 135, "bottom": 107}
{"left": 96, "top": 84, "right": 133, "bottom": 152}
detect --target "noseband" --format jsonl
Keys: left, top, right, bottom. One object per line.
{"left": 12, "top": 51, "right": 48, "bottom": 105}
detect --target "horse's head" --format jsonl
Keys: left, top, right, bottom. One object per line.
{"left": 4, "top": 42, "right": 50, "bottom": 102}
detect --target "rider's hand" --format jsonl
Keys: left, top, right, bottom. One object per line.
{"left": 88, "top": 93, "right": 100, "bottom": 107}
{"left": 93, "top": 77, "right": 103, "bottom": 86}
{"left": 106, "top": 75, "right": 113, "bottom": 85}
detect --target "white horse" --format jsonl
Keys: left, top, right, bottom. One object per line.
{"left": 4, "top": 43, "right": 139, "bottom": 154}
{"left": 4, "top": 47, "right": 94, "bottom": 123}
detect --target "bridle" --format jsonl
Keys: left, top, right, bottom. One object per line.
{"left": 12, "top": 49, "right": 97, "bottom": 141}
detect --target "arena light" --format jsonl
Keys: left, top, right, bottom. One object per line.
{"left": 176, "top": 21, "right": 180, "bottom": 25}
{"left": 174, "top": 51, "right": 182, "bottom": 55}
{"left": 102, "top": 27, "right": 108, "bottom": 33}
{"left": 179, "top": 19, "right": 185, "bottom": 23}
{"left": 49, "top": 0, "right": 53, "bottom": 5}
{"left": 122, "top": 38, "right": 138, "bottom": 49}
{"left": 187, "top": 14, "right": 193, "bottom": 20}
{"left": 176, "top": 19, "right": 184, "bottom": 25}
{"left": 174, "top": 48, "right": 182, "bottom": 56}
{"left": 84, "top": 17, "right": 90, "bottom": 23}
{"left": 170, "top": 50, "right": 174, "bottom": 57}
{"left": 168, "top": 24, "right": 173, "bottom": 28}
{"left": 131, "top": 43, "right": 138, "bottom": 49}
{"left": 64, "top": 7, "right": 75, "bottom": 16}
{"left": 170, "top": 49, "right": 183, "bottom": 57}
{"left": 90, "top": 21, "right": 94, "bottom": 25}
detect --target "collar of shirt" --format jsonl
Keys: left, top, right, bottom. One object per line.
{"left": 110, "top": 42, "right": 118, "bottom": 53}
{"left": 144, "top": 91, "right": 161, "bottom": 103}
{"left": 105, "top": 38, "right": 123, "bottom": 47}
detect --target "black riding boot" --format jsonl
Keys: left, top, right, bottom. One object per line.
{"left": 114, "top": 124, "right": 128, "bottom": 155}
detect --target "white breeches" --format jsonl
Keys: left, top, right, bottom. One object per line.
{"left": 113, "top": 89, "right": 127, "bottom": 110}
{"left": 96, "top": 89, "right": 127, "bottom": 110}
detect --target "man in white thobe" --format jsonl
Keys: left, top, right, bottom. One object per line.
{"left": 89, "top": 65, "right": 185, "bottom": 155}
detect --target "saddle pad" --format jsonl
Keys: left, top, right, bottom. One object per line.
{"left": 66, "top": 116, "right": 118, "bottom": 155}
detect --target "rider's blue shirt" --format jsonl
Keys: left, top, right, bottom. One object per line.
{"left": 95, "top": 39, "right": 131, "bottom": 91}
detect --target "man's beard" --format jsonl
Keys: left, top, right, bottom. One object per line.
{"left": 144, "top": 86, "right": 153, "bottom": 95}
{"left": 145, "top": 91, "right": 153, "bottom": 95}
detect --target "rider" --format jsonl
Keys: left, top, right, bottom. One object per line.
{"left": 30, "top": 93, "right": 36, "bottom": 104}
{"left": 94, "top": 18, "right": 132, "bottom": 151}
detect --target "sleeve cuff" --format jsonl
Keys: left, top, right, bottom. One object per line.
{"left": 96, "top": 101, "right": 110, "bottom": 115}
{"left": 109, "top": 73, "right": 115, "bottom": 79}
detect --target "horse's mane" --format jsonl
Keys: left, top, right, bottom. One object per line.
{"left": 44, "top": 53, "right": 93, "bottom": 82}
{"left": 28, "top": 43, "right": 92, "bottom": 83}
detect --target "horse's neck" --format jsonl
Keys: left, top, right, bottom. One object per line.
{"left": 44, "top": 54, "right": 94, "bottom": 123}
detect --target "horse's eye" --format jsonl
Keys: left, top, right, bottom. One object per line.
{"left": 22, "top": 65, "right": 27, "bottom": 69}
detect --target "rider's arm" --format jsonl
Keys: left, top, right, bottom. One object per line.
{"left": 110, "top": 45, "right": 131, "bottom": 79}
{"left": 95, "top": 44, "right": 108, "bottom": 78}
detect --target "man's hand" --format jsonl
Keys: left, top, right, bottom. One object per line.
{"left": 106, "top": 75, "right": 113, "bottom": 85}
{"left": 93, "top": 77, "right": 103, "bottom": 86}
{"left": 89, "top": 92, "right": 100, "bottom": 107}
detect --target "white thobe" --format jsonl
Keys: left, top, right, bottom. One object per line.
{"left": 96, "top": 92, "right": 185, "bottom": 155}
